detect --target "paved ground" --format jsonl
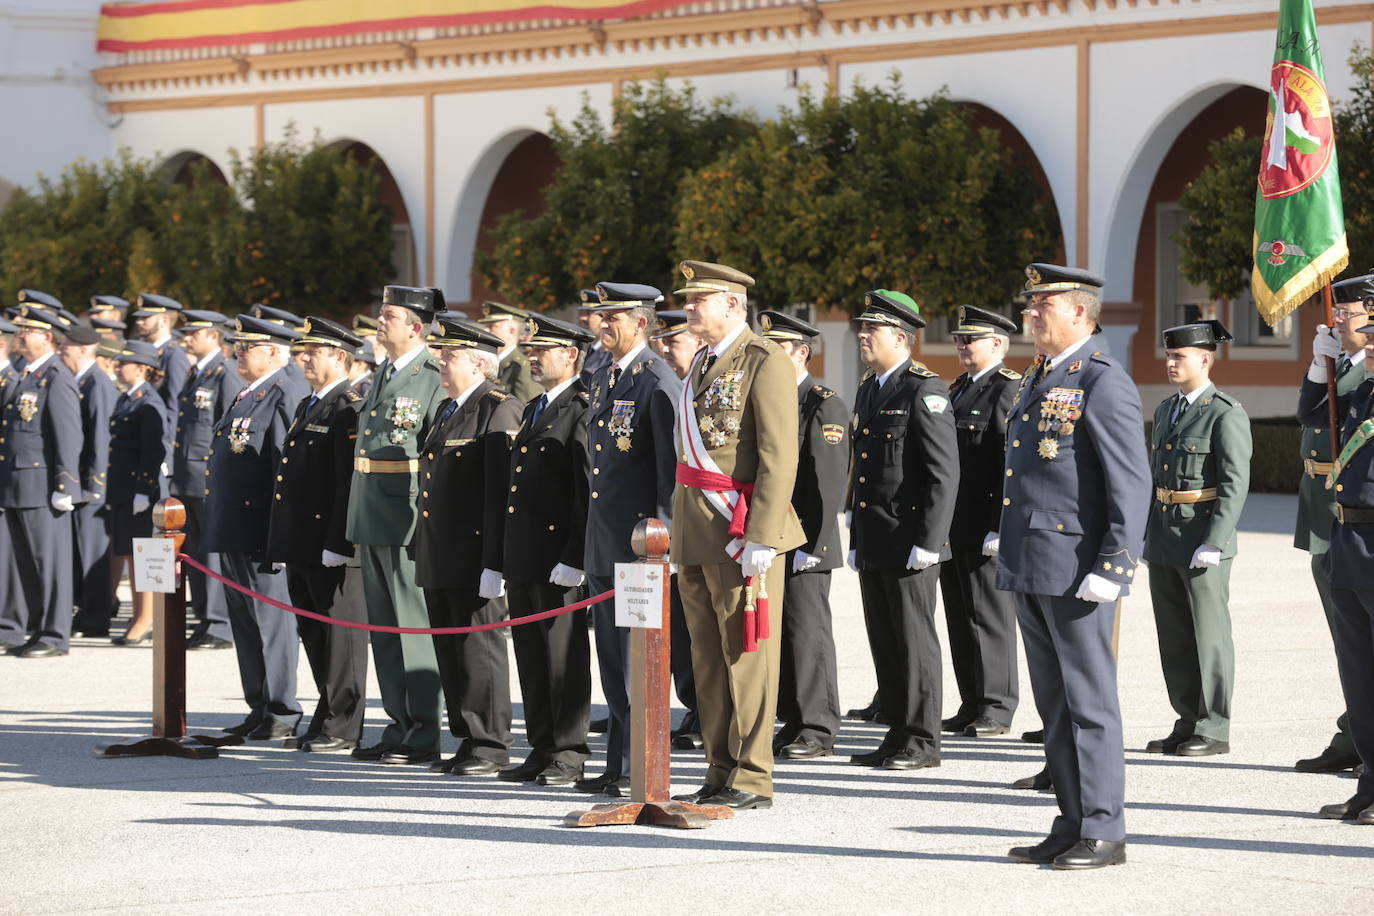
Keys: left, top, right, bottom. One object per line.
{"left": 1, "top": 493, "right": 1371, "bottom": 914}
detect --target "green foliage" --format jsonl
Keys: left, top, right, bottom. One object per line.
{"left": 1335, "top": 47, "right": 1374, "bottom": 267}
{"left": 1176, "top": 127, "right": 1259, "bottom": 301}
{"left": 476, "top": 78, "right": 757, "bottom": 310}
{"left": 1248, "top": 417, "right": 1302, "bottom": 494}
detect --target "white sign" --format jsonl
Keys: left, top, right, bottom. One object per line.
{"left": 614, "top": 562, "right": 665, "bottom": 629}
{"left": 131, "top": 538, "right": 177, "bottom": 594}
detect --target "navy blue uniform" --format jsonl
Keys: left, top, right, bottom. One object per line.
{"left": 0, "top": 360, "right": 18, "bottom": 647}
{"left": 153, "top": 337, "right": 189, "bottom": 417}
{"left": 106, "top": 383, "right": 168, "bottom": 554}
{"left": 71, "top": 366, "right": 118, "bottom": 634}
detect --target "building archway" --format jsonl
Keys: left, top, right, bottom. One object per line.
{"left": 157, "top": 150, "right": 228, "bottom": 187}
{"left": 331, "top": 139, "right": 418, "bottom": 288}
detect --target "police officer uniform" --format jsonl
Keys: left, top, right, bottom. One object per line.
{"left": 266, "top": 318, "right": 370, "bottom": 752}
{"left": 205, "top": 316, "right": 309, "bottom": 738}
{"left": 251, "top": 304, "right": 308, "bottom": 388}
{"left": 68, "top": 327, "right": 119, "bottom": 636}
{"left": 938, "top": 305, "right": 1022, "bottom": 736}
{"left": 757, "top": 311, "right": 846, "bottom": 759}
{"left": 130, "top": 294, "right": 188, "bottom": 415}
{"left": 1144, "top": 321, "right": 1251, "bottom": 756}
{"left": 0, "top": 300, "right": 82, "bottom": 657}
{"left": 105, "top": 341, "right": 168, "bottom": 571}
{"left": 173, "top": 311, "right": 244, "bottom": 649}
{"left": 478, "top": 300, "right": 542, "bottom": 404}
{"left": 578, "top": 289, "right": 614, "bottom": 387}
{"left": 501, "top": 313, "right": 595, "bottom": 786}
{"left": 87, "top": 295, "right": 130, "bottom": 325}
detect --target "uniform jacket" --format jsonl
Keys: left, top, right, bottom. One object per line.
{"left": 503, "top": 379, "right": 590, "bottom": 586}
{"left": 0, "top": 355, "right": 82, "bottom": 509}
{"left": 107, "top": 384, "right": 167, "bottom": 505}
{"left": 266, "top": 381, "right": 362, "bottom": 565}
{"left": 172, "top": 352, "right": 245, "bottom": 499}
{"left": 948, "top": 362, "right": 1019, "bottom": 551}
{"left": 414, "top": 380, "right": 523, "bottom": 590}
{"left": 345, "top": 349, "right": 444, "bottom": 548}
{"left": 204, "top": 367, "right": 309, "bottom": 555}
{"left": 791, "top": 375, "right": 848, "bottom": 571}
{"left": 154, "top": 338, "right": 189, "bottom": 414}
{"left": 1295, "top": 359, "right": 1366, "bottom": 553}
{"left": 672, "top": 327, "right": 805, "bottom": 565}
{"left": 848, "top": 358, "right": 960, "bottom": 569}
{"left": 585, "top": 345, "right": 680, "bottom": 576}
{"left": 1299, "top": 375, "right": 1374, "bottom": 589}
{"left": 996, "top": 346, "right": 1151, "bottom": 597}
{"left": 498, "top": 348, "right": 541, "bottom": 404}
{"left": 76, "top": 366, "right": 117, "bottom": 505}
{"left": 1143, "top": 385, "right": 1251, "bottom": 565}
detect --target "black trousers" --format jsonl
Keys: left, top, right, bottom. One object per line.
{"left": 5, "top": 506, "right": 74, "bottom": 652}
{"left": 71, "top": 500, "right": 115, "bottom": 632}
{"left": 1311, "top": 553, "right": 1357, "bottom": 755}
{"left": 938, "top": 549, "right": 1019, "bottom": 726}
{"left": 589, "top": 572, "right": 630, "bottom": 777}
{"left": 424, "top": 587, "right": 512, "bottom": 763}
{"left": 1329, "top": 587, "right": 1374, "bottom": 797}
{"left": 508, "top": 581, "right": 591, "bottom": 766}
{"left": 181, "top": 496, "right": 233, "bottom": 641}
{"left": 777, "top": 568, "right": 841, "bottom": 747}
{"left": 858, "top": 565, "right": 942, "bottom": 755}
{"left": 287, "top": 563, "right": 369, "bottom": 743}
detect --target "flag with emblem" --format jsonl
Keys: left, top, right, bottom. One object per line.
{"left": 1251, "top": 0, "right": 1349, "bottom": 325}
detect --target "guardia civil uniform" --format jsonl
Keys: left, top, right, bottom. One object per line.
{"left": 670, "top": 262, "right": 804, "bottom": 806}
{"left": 131, "top": 294, "right": 188, "bottom": 416}
{"left": 68, "top": 327, "right": 119, "bottom": 636}
{"left": 478, "top": 300, "right": 542, "bottom": 404}
{"left": 1144, "top": 321, "right": 1251, "bottom": 755}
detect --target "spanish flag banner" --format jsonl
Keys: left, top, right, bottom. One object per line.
{"left": 1251, "top": 0, "right": 1348, "bottom": 326}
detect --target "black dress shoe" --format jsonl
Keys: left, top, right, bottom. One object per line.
{"left": 1053, "top": 838, "right": 1126, "bottom": 870}
{"left": 703, "top": 787, "right": 771, "bottom": 810}
{"left": 1021, "top": 729, "right": 1044, "bottom": 744}
{"left": 1357, "top": 807, "right": 1374, "bottom": 826}
{"left": 351, "top": 742, "right": 398, "bottom": 761}
{"left": 301, "top": 736, "right": 355, "bottom": 753}
{"left": 1144, "top": 733, "right": 1188, "bottom": 754}
{"left": 671, "top": 785, "right": 720, "bottom": 804}
{"left": 963, "top": 716, "right": 1010, "bottom": 738}
{"left": 187, "top": 634, "right": 234, "bottom": 650}
{"left": 1009, "top": 835, "right": 1079, "bottom": 864}
{"left": 222, "top": 719, "right": 261, "bottom": 737}
{"left": 1, "top": 638, "right": 26, "bottom": 652}
{"left": 1295, "top": 745, "right": 1361, "bottom": 773}
{"left": 1175, "top": 735, "right": 1229, "bottom": 757}
{"left": 449, "top": 757, "right": 502, "bottom": 776}
{"left": 603, "top": 776, "right": 633, "bottom": 797}
{"left": 380, "top": 746, "right": 440, "bottom": 765}
{"left": 247, "top": 720, "right": 296, "bottom": 740}
{"left": 941, "top": 714, "right": 975, "bottom": 733}
{"left": 17, "top": 643, "right": 68, "bottom": 658}
{"left": 671, "top": 730, "right": 704, "bottom": 750}
{"left": 880, "top": 749, "right": 940, "bottom": 770}
{"left": 1318, "top": 793, "right": 1374, "bottom": 820}
{"left": 1012, "top": 766, "right": 1053, "bottom": 791}
{"left": 536, "top": 761, "right": 584, "bottom": 787}
{"left": 846, "top": 700, "right": 882, "bottom": 722}
{"left": 574, "top": 772, "right": 624, "bottom": 794}
{"left": 497, "top": 758, "right": 547, "bottom": 782}
{"left": 777, "top": 738, "right": 832, "bottom": 760}
{"left": 1353, "top": 763, "right": 1367, "bottom": 779}
{"left": 589, "top": 717, "right": 609, "bottom": 734}
{"left": 430, "top": 754, "right": 461, "bottom": 774}
{"left": 849, "top": 746, "right": 895, "bottom": 767}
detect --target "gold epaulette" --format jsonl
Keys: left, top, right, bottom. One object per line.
{"left": 998, "top": 367, "right": 1022, "bottom": 380}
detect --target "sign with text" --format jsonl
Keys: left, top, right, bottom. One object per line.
{"left": 132, "top": 538, "right": 177, "bottom": 594}
{"left": 614, "top": 562, "right": 665, "bottom": 629}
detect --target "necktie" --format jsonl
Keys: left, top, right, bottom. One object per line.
{"left": 1337, "top": 354, "right": 1353, "bottom": 378}
{"left": 700, "top": 352, "right": 717, "bottom": 377}
{"left": 531, "top": 393, "right": 548, "bottom": 426}
{"left": 304, "top": 394, "right": 318, "bottom": 414}
{"left": 608, "top": 367, "right": 622, "bottom": 391}
{"left": 185, "top": 366, "right": 199, "bottom": 390}
{"left": 439, "top": 400, "right": 458, "bottom": 425}
{"left": 1170, "top": 393, "right": 1189, "bottom": 426}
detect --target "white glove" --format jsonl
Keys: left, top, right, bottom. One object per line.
{"left": 272, "top": 562, "right": 285, "bottom": 573}
{"left": 1074, "top": 572, "right": 1122, "bottom": 604}
{"left": 981, "top": 532, "right": 1000, "bottom": 557}
{"left": 549, "top": 563, "right": 586, "bottom": 588}
{"left": 1189, "top": 545, "right": 1222, "bottom": 569}
{"left": 1308, "top": 324, "right": 1341, "bottom": 382}
{"left": 50, "top": 492, "right": 75, "bottom": 513}
{"left": 160, "top": 462, "right": 170, "bottom": 478}
{"left": 906, "top": 545, "right": 940, "bottom": 571}
{"left": 131, "top": 494, "right": 151, "bottom": 515}
{"left": 479, "top": 568, "right": 506, "bottom": 599}
{"left": 792, "top": 550, "right": 821, "bottom": 574}
{"left": 740, "top": 541, "right": 777, "bottom": 578}
{"left": 320, "top": 549, "right": 350, "bottom": 568}
{"left": 83, "top": 490, "right": 102, "bottom": 503}
{"left": 847, "top": 550, "right": 859, "bottom": 571}
{"left": 844, "top": 510, "right": 853, "bottom": 529}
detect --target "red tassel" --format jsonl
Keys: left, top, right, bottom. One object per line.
{"left": 756, "top": 573, "right": 770, "bottom": 640}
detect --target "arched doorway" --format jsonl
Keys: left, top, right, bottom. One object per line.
{"left": 334, "top": 140, "right": 417, "bottom": 288}
{"left": 157, "top": 150, "right": 228, "bottom": 187}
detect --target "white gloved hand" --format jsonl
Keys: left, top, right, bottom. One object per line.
{"left": 981, "top": 532, "right": 1000, "bottom": 557}
{"left": 1074, "top": 572, "right": 1122, "bottom": 604}
{"left": 844, "top": 510, "right": 853, "bottom": 529}
{"left": 272, "top": 562, "right": 285, "bottom": 573}
{"left": 740, "top": 541, "right": 777, "bottom": 578}
{"left": 792, "top": 550, "right": 822, "bottom": 574}
{"left": 50, "top": 492, "right": 75, "bottom": 513}
{"left": 847, "top": 550, "right": 859, "bottom": 571}
{"left": 160, "top": 462, "right": 170, "bottom": 478}
{"left": 320, "top": 549, "right": 350, "bottom": 568}
{"left": 479, "top": 568, "right": 506, "bottom": 599}
{"left": 906, "top": 545, "right": 940, "bottom": 571}
{"left": 131, "top": 494, "right": 150, "bottom": 515}
{"left": 83, "top": 490, "right": 102, "bottom": 504}
{"left": 1308, "top": 324, "right": 1341, "bottom": 383}
{"left": 549, "top": 563, "right": 586, "bottom": 588}
{"left": 1189, "top": 545, "right": 1222, "bottom": 569}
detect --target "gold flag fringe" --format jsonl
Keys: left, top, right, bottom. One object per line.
{"left": 1252, "top": 231, "right": 1350, "bottom": 327}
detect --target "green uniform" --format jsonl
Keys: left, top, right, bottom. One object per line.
{"left": 497, "top": 348, "right": 540, "bottom": 404}
{"left": 1143, "top": 383, "right": 1251, "bottom": 742}
{"left": 345, "top": 347, "right": 446, "bottom": 752}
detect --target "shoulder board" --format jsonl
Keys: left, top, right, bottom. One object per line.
{"left": 345, "top": 390, "right": 364, "bottom": 403}
{"left": 861, "top": 369, "right": 875, "bottom": 381}
{"left": 907, "top": 363, "right": 936, "bottom": 378}
{"left": 747, "top": 336, "right": 781, "bottom": 354}
{"left": 998, "top": 367, "right": 1022, "bottom": 380}
{"left": 811, "top": 384, "right": 835, "bottom": 399}
{"left": 1089, "top": 351, "right": 1112, "bottom": 365}
{"left": 575, "top": 390, "right": 590, "bottom": 405}
{"left": 486, "top": 388, "right": 511, "bottom": 401}
{"left": 1211, "top": 391, "right": 1240, "bottom": 407}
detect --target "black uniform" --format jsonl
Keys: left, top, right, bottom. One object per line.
{"left": 71, "top": 365, "right": 118, "bottom": 634}
{"left": 106, "top": 382, "right": 167, "bottom": 554}
{"left": 938, "top": 363, "right": 1021, "bottom": 729}
{"left": 153, "top": 336, "right": 189, "bottom": 417}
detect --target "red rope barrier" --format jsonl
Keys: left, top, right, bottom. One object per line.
{"left": 178, "top": 553, "right": 612, "bottom": 635}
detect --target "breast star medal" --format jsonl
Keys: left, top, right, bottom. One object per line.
{"left": 616, "top": 435, "right": 632, "bottom": 452}
{"left": 1037, "top": 437, "right": 1059, "bottom": 459}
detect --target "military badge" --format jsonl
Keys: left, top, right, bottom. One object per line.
{"left": 703, "top": 369, "right": 744, "bottom": 410}
{"left": 228, "top": 417, "right": 253, "bottom": 454}
{"left": 705, "top": 429, "right": 727, "bottom": 448}
{"left": 305, "top": 423, "right": 329, "bottom": 433}
{"left": 1037, "top": 437, "right": 1059, "bottom": 459}
{"left": 922, "top": 394, "right": 948, "bottom": 414}
{"left": 193, "top": 387, "right": 215, "bottom": 410}
{"left": 388, "top": 396, "right": 422, "bottom": 444}
{"left": 17, "top": 392, "right": 39, "bottom": 422}
{"left": 1067, "top": 360, "right": 1083, "bottom": 374}
{"left": 608, "top": 400, "right": 636, "bottom": 446}
{"left": 822, "top": 423, "right": 844, "bottom": 444}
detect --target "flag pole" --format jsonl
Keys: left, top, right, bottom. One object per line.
{"left": 1322, "top": 282, "right": 1340, "bottom": 458}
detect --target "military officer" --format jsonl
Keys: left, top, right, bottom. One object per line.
{"left": 845, "top": 290, "right": 959, "bottom": 772}
{"left": 938, "top": 305, "right": 1023, "bottom": 738}
{"left": 351, "top": 315, "right": 379, "bottom": 396}
{"left": 87, "top": 295, "right": 131, "bottom": 324}
{"left": 251, "top": 305, "right": 309, "bottom": 384}
{"left": 652, "top": 309, "right": 704, "bottom": 379}
{"left": 345, "top": 286, "right": 446, "bottom": 764}
{"left": 999, "top": 263, "right": 1151, "bottom": 869}
{"left": 579, "top": 280, "right": 681, "bottom": 797}
{"left": 173, "top": 310, "right": 243, "bottom": 650}
{"left": 129, "top": 293, "right": 188, "bottom": 413}
{"left": 478, "top": 300, "right": 541, "bottom": 403}
{"left": 62, "top": 326, "right": 119, "bottom": 637}
{"left": 1293, "top": 279, "right": 1371, "bottom": 774}
{"left": 0, "top": 317, "right": 17, "bottom": 649}
{"left": 205, "top": 316, "right": 309, "bottom": 738}
{"left": 754, "top": 310, "right": 847, "bottom": 760}
{"left": 578, "top": 289, "right": 614, "bottom": 386}
{"left": 1144, "top": 320, "right": 1251, "bottom": 757}
{"left": 500, "top": 313, "right": 595, "bottom": 787}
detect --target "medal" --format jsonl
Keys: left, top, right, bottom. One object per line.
{"left": 616, "top": 435, "right": 632, "bottom": 452}
{"left": 1037, "top": 437, "right": 1059, "bottom": 459}
{"left": 17, "top": 392, "right": 39, "bottom": 422}
{"left": 228, "top": 416, "right": 253, "bottom": 454}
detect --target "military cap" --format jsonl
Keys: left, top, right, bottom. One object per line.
{"left": 11, "top": 305, "right": 70, "bottom": 335}
{"left": 1023, "top": 263, "right": 1105, "bottom": 295}
{"left": 298, "top": 316, "right": 363, "bottom": 355}
{"left": 477, "top": 300, "right": 529, "bottom": 325}
{"left": 247, "top": 303, "right": 304, "bottom": 329}
{"left": 89, "top": 316, "right": 127, "bottom": 333}
{"left": 429, "top": 316, "right": 503, "bottom": 353}
{"left": 0, "top": 316, "right": 18, "bottom": 335}
{"left": 652, "top": 309, "right": 691, "bottom": 340}
{"left": 576, "top": 288, "right": 601, "bottom": 311}
{"left": 758, "top": 310, "right": 819, "bottom": 342}
{"left": 180, "top": 309, "right": 231, "bottom": 331}
{"left": 89, "top": 294, "right": 130, "bottom": 313}
{"left": 1333, "top": 272, "right": 1374, "bottom": 305}
{"left": 592, "top": 282, "right": 664, "bottom": 310}
{"left": 113, "top": 340, "right": 161, "bottom": 369}
{"left": 97, "top": 340, "right": 123, "bottom": 360}
{"left": 130, "top": 293, "right": 183, "bottom": 319}
{"left": 356, "top": 337, "right": 379, "bottom": 366}
{"left": 674, "top": 260, "right": 755, "bottom": 296}
{"left": 56, "top": 308, "right": 80, "bottom": 329}
{"left": 352, "top": 314, "right": 379, "bottom": 338}
{"left": 382, "top": 285, "right": 444, "bottom": 320}
{"left": 1162, "top": 320, "right": 1232, "bottom": 350}
{"left": 64, "top": 326, "right": 102, "bottom": 347}
{"left": 523, "top": 312, "right": 595, "bottom": 349}
{"left": 952, "top": 304, "right": 1018, "bottom": 338}
{"left": 852, "top": 289, "right": 926, "bottom": 332}
{"left": 227, "top": 314, "right": 301, "bottom": 344}
{"left": 18, "top": 289, "right": 64, "bottom": 312}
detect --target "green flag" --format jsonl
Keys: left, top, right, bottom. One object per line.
{"left": 1252, "top": 0, "right": 1348, "bottom": 325}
